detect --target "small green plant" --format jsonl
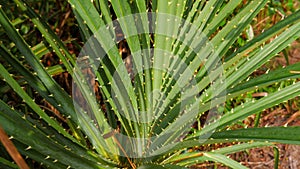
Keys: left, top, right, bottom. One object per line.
{"left": 0, "top": 0, "right": 300, "bottom": 168}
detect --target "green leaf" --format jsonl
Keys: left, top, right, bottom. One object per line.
{"left": 138, "top": 163, "right": 187, "bottom": 169}
{"left": 227, "top": 61, "right": 300, "bottom": 97}
{"left": 191, "top": 80, "right": 300, "bottom": 139}
{"left": 0, "top": 157, "right": 18, "bottom": 169}
{"left": 0, "top": 63, "right": 77, "bottom": 143}
{"left": 211, "top": 126, "right": 300, "bottom": 145}
{"left": 202, "top": 152, "right": 248, "bottom": 169}
{"left": 225, "top": 9, "right": 300, "bottom": 63}
{"left": 0, "top": 6, "right": 77, "bottom": 123}
{"left": 0, "top": 44, "right": 64, "bottom": 114}
{"left": 0, "top": 101, "right": 105, "bottom": 169}
{"left": 225, "top": 21, "right": 300, "bottom": 89}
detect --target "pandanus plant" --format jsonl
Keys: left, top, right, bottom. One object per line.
{"left": 0, "top": 0, "right": 300, "bottom": 168}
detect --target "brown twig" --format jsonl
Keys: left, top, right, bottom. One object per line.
{"left": 103, "top": 130, "right": 136, "bottom": 169}
{"left": 285, "top": 111, "right": 300, "bottom": 125}
{"left": 0, "top": 126, "right": 30, "bottom": 169}
{"left": 112, "top": 135, "right": 136, "bottom": 169}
